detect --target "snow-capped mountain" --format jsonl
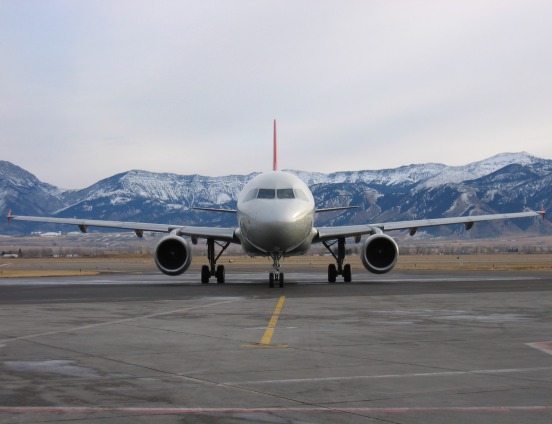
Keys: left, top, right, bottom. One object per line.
{"left": 417, "top": 152, "right": 539, "bottom": 189}
{"left": 0, "top": 161, "right": 65, "bottom": 220}
{"left": 287, "top": 152, "right": 541, "bottom": 189}
{"left": 287, "top": 162, "right": 449, "bottom": 188}
{"left": 2, "top": 152, "right": 551, "bottom": 237}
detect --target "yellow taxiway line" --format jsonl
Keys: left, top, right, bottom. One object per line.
{"left": 242, "top": 296, "right": 288, "bottom": 348}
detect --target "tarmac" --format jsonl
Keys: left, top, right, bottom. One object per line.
{"left": 1, "top": 266, "right": 552, "bottom": 423}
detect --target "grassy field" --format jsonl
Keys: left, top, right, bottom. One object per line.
{"left": 1, "top": 254, "right": 551, "bottom": 278}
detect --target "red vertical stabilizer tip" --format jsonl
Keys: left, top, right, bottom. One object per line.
{"left": 273, "top": 119, "right": 278, "bottom": 171}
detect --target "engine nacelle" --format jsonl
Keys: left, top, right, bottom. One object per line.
{"left": 154, "top": 235, "right": 192, "bottom": 276}
{"left": 361, "top": 234, "right": 399, "bottom": 274}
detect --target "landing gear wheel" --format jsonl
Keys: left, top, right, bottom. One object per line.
{"left": 269, "top": 272, "right": 275, "bottom": 288}
{"left": 201, "top": 265, "right": 210, "bottom": 284}
{"left": 323, "top": 238, "right": 351, "bottom": 284}
{"left": 343, "top": 264, "right": 352, "bottom": 283}
{"left": 204, "top": 238, "right": 230, "bottom": 285}
{"left": 328, "top": 264, "right": 337, "bottom": 283}
{"left": 216, "top": 265, "right": 225, "bottom": 283}
{"left": 279, "top": 272, "right": 284, "bottom": 288}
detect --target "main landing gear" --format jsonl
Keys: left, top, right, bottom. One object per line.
{"left": 201, "top": 238, "right": 230, "bottom": 284}
{"left": 269, "top": 253, "right": 284, "bottom": 288}
{"left": 323, "top": 238, "right": 352, "bottom": 283}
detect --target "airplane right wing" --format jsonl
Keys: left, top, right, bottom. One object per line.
{"left": 192, "top": 207, "right": 237, "bottom": 213}
{"left": 315, "top": 206, "right": 359, "bottom": 213}
{"left": 7, "top": 212, "right": 239, "bottom": 243}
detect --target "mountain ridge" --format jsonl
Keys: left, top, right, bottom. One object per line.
{"left": 2, "top": 152, "right": 551, "bottom": 237}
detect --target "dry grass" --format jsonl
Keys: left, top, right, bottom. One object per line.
{"left": 0, "top": 270, "right": 99, "bottom": 278}
{"left": 396, "top": 254, "right": 552, "bottom": 271}
{"left": 1, "top": 253, "right": 551, "bottom": 278}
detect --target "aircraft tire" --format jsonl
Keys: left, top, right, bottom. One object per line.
{"left": 216, "top": 265, "right": 225, "bottom": 283}
{"left": 201, "top": 265, "right": 210, "bottom": 284}
{"left": 343, "top": 264, "right": 352, "bottom": 283}
{"left": 279, "top": 272, "right": 284, "bottom": 288}
{"left": 328, "top": 264, "right": 337, "bottom": 283}
{"left": 269, "top": 273, "right": 275, "bottom": 288}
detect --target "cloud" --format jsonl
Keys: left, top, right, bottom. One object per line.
{"left": 1, "top": 1, "right": 552, "bottom": 188}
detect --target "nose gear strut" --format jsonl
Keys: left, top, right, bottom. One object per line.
{"left": 269, "top": 253, "right": 284, "bottom": 288}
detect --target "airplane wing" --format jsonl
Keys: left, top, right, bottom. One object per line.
{"left": 315, "top": 206, "right": 359, "bottom": 213}
{"left": 7, "top": 212, "right": 238, "bottom": 243}
{"left": 192, "top": 207, "right": 237, "bottom": 213}
{"left": 315, "top": 210, "right": 544, "bottom": 242}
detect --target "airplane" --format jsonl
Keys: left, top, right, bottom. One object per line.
{"left": 7, "top": 120, "right": 545, "bottom": 287}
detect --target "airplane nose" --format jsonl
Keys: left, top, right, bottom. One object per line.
{"left": 247, "top": 208, "right": 312, "bottom": 253}
{"left": 257, "top": 207, "right": 299, "bottom": 226}
{"left": 261, "top": 223, "right": 295, "bottom": 251}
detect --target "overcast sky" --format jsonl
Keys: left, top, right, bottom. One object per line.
{"left": 2, "top": 1, "right": 552, "bottom": 189}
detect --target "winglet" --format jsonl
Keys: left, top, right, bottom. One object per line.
{"left": 273, "top": 119, "right": 278, "bottom": 171}
{"left": 7, "top": 210, "right": 12, "bottom": 224}
{"left": 540, "top": 204, "right": 546, "bottom": 220}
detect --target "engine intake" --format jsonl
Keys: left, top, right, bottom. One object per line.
{"left": 361, "top": 234, "right": 399, "bottom": 274}
{"left": 154, "top": 235, "right": 192, "bottom": 276}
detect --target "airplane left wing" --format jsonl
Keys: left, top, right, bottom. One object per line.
{"left": 7, "top": 212, "right": 238, "bottom": 243}
{"left": 315, "top": 210, "right": 543, "bottom": 242}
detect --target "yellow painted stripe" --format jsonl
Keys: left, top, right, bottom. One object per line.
{"left": 242, "top": 296, "right": 287, "bottom": 348}
{"left": 260, "top": 296, "right": 286, "bottom": 345}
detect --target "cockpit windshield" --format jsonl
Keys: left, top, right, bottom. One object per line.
{"left": 254, "top": 188, "right": 296, "bottom": 200}
{"left": 242, "top": 186, "right": 310, "bottom": 203}
{"left": 277, "top": 189, "right": 295, "bottom": 199}
{"left": 257, "top": 189, "right": 276, "bottom": 199}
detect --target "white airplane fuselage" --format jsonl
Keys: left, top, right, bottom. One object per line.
{"left": 236, "top": 171, "right": 317, "bottom": 257}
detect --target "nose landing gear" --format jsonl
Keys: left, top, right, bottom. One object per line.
{"left": 269, "top": 253, "right": 284, "bottom": 288}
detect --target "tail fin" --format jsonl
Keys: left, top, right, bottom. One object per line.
{"left": 273, "top": 119, "right": 278, "bottom": 171}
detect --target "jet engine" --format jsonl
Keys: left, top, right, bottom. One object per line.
{"left": 361, "top": 234, "right": 399, "bottom": 274}
{"left": 154, "top": 235, "right": 192, "bottom": 276}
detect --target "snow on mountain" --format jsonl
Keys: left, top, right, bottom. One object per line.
{"left": 2, "top": 152, "right": 551, "bottom": 237}
{"left": 0, "top": 161, "right": 62, "bottom": 196}
{"left": 418, "top": 152, "right": 538, "bottom": 188}
{"left": 288, "top": 154, "right": 536, "bottom": 189}
{"left": 288, "top": 163, "right": 447, "bottom": 188}
{"left": 60, "top": 170, "right": 256, "bottom": 212}
{"left": 0, "top": 161, "right": 65, "bottom": 222}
